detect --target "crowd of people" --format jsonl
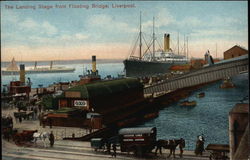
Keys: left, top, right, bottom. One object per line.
{"left": 104, "top": 141, "right": 117, "bottom": 158}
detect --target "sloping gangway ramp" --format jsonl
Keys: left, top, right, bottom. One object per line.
{"left": 144, "top": 55, "right": 248, "bottom": 95}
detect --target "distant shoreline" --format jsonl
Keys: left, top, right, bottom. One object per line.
{"left": 1, "top": 59, "right": 124, "bottom": 67}
{"left": 1, "top": 58, "right": 124, "bottom": 63}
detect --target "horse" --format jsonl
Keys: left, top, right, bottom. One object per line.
{"left": 33, "top": 131, "right": 50, "bottom": 147}
{"left": 13, "top": 130, "right": 37, "bottom": 145}
{"left": 155, "top": 138, "right": 185, "bottom": 158}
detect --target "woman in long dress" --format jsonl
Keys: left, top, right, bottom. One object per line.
{"left": 195, "top": 135, "right": 205, "bottom": 156}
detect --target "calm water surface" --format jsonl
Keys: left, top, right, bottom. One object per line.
{"left": 138, "top": 72, "right": 249, "bottom": 150}
{"left": 1, "top": 62, "right": 123, "bottom": 88}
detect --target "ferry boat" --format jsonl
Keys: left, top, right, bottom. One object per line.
{"left": 124, "top": 14, "right": 188, "bottom": 78}
{"left": 143, "top": 111, "right": 159, "bottom": 120}
{"left": 1, "top": 58, "right": 75, "bottom": 75}
{"left": 220, "top": 77, "right": 235, "bottom": 89}
{"left": 197, "top": 92, "right": 205, "bottom": 98}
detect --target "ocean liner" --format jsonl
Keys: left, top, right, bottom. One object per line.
{"left": 1, "top": 58, "right": 75, "bottom": 75}
{"left": 123, "top": 15, "right": 188, "bottom": 77}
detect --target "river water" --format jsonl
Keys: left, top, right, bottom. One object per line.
{"left": 1, "top": 61, "right": 249, "bottom": 150}
{"left": 1, "top": 62, "right": 124, "bottom": 88}
{"left": 137, "top": 72, "right": 249, "bottom": 150}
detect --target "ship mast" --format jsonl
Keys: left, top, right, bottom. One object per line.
{"left": 183, "top": 34, "right": 186, "bottom": 56}
{"left": 187, "top": 36, "right": 189, "bottom": 59}
{"left": 152, "top": 17, "right": 155, "bottom": 61}
{"left": 139, "top": 11, "right": 142, "bottom": 60}
{"left": 50, "top": 61, "right": 53, "bottom": 70}
{"left": 216, "top": 43, "right": 217, "bottom": 59}
{"left": 178, "top": 32, "right": 179, "bottom": 55}
{"left": 34, "top": 61, "right": 37, "bottom": 69}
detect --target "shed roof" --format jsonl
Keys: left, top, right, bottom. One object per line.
{"left": 119, "top": 127, "right": 156, "bottom": 135}
{"left": 51, "top": 107, "right": 82, "bottom": 114}
{"left": 224, "top": 45, "right": 248, "bottom": 53}
{"left": 65, "top": 78, "right": 142, "bottom": 99}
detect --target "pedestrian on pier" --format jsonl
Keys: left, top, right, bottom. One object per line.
{"left": 34, "top": 107, "right": 38, "bottom": 119}
{"left": 39, "top": 113, "right": 43, "bottom": 126}
{"left": 38, "top": 104, "right": 42, "bottom": 113}
{"left": 195, "top": 135, "right": 205, "bottom": 156}
{"left": 42, "top": 117, "right": 46, "bottom": 128}
{"left": 18, "top": 117, "right": 22, "bottom": 123}
{"left": 111, "top": 143, "right": 117, "bottom": 158}
{"left": 105, "top": 139, "right": 111, "bottom": 154}
{"left": 179, "top": 138, "right": 185, "bottom": 158}
{"left": 49, "top": 118, "right": 53, "bottom": 128}
{"left": 49, "top": 131, "right": 55, "bottom": 147}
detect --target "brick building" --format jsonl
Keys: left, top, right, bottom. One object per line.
{"left": 224, "top": 45, "right": 248, "bottom": 60}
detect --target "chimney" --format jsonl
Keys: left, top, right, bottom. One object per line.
{"left": 164, "top": 34, "right": 170, "bottom": 52}
{"left": 92, "top": 55, "right": 96, "bottom": 73}
{"left": 20, "top": 64, "right": 25, "bottom": 84}
{"left": 50, "top": 61, "right": 53, "bottom": 69}
{"left": 34, "top": 61, "right": 37, "bottom": 69}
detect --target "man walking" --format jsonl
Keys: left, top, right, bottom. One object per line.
{"left": 34, "top": 107, "right": 38, "bottom": 120}
{"left": 179, "top": 138, "right": 185, "bottom": 158}
{"left": 18, "top": 117, "right": 22, "bottom": 123}
{"left": 49, "top": 118, "right": 53, "bottom": 128}
{"left": 111, "top": 143, "right": 117, "bottom": 158}
{"left": 38, "top": 104, "right": 42, "bottom": 113}
{"left": 49, "top": 131, "right": 55, "bottom": 147}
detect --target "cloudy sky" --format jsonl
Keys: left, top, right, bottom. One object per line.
{"left": 1, "top": 1, "right": 248, "bottom": 61}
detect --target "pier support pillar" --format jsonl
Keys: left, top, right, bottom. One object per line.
{"left": 229, "top": 103, "right": 249, "bottom": 160}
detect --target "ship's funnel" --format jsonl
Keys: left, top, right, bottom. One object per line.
{"left": 92, "top": 55, "right": 96, "bottom": 73}
{"left": 20, "top": 64, "right": 25, "bottom": 84}
{"left": 50, "top": 61, "right": 53, "bottom": 69}
{"left": 34, "top": 61, "right": 37, "bottom": 69}
{"left": 164, "top": 34, "right": 170, "bottom": 52}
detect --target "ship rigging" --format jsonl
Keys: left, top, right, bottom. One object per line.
{"left": 124, "top": 13, "right": 189, "bottom": 78}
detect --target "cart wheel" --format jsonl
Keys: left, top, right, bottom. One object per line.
{"left": 14, "top": 138, "right": 20, "bottom": 145}
{"left": 134, "top": 146, "right": 143, "bottom": 157}
{"left": 209, "top": 154, "right": 212, "bottom": 160}
{"left": 137, "top": 147, "right": 143, "bottom": 157}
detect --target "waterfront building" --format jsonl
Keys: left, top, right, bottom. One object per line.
{"left": 58, "top": 78, "right": 144, "bottom": 114}
{"left": 224, "top": 45, "right": 248, "bottom": 60}
{"left": 46, "top": 78, "right": 145, "bottom": 127}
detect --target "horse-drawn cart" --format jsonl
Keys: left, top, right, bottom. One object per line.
{"left": 206, "top": 144, "right": 229, "bottom": 160}
{"left": 119, "top": 127, "right": 157, "bottom": 156}
{"left": 14, "top": 111, "right": 34, "bottom": 121}
{"left": 2, "top": 116, "right": 14, "bottom": 141}
{"left": 91, "top": 138, "right": 105, "bottom": 151}
{"left": 13, "top": 130, "right": 38, "bottom": 145}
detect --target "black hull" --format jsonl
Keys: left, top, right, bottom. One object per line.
{"left": 124, "top": 59, "right": 185, "bottom": 77}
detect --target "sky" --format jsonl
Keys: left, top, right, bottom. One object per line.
{"left": 1, "top": 1, "right": 248, "bottom": 61}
